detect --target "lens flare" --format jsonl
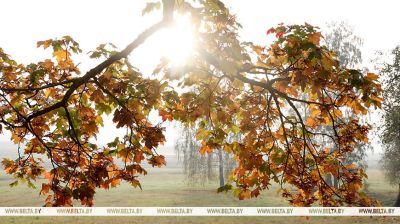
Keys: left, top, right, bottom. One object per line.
{"left": 152, "top": 14, "right": 195, "bottom": 66}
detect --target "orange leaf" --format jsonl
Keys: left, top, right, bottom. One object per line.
{"left": 40, "top": 183, "right": 50, "bottom": 195}
{"left": 159, "top": 110, "right": 173, "bottom": 122}
{"left": 44, "top": 171, "right": 54, "bottom": 181}
{"left": 365, "top": 73, "right": 379, "bottom": 81}
{"left": 305, "top": 117, "right": 317, "bottom": 127}
{"left": 155, "top": 155, "right": 166, "bottom": 167}
{"left": 111, "top": 178, "right": 121, "bottom": 188}
{"left": 308, "top": 32, "right": 321, "bottom": 45}
{"left": 199, "top": 142, "right": 213, "bottom": 155}
{"left": 134, "top": 151, "right": 145, "bottom": 163}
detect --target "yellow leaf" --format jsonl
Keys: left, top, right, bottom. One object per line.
{"left": 310, "top": 108, "right": 321, "bottom": 118}
{"left": 53, "top": 49, "right": 69, "bottom": 63}
{"left": 323, "top": 116, "right": 333, "bottom": 125}
{"left": 43, "top": 40, "right": 52, "bottom": 49}
{"left": 196, "top": 128, "right": 209, "bottom": 141}
{"left": 44, "top": 88, "right": 55, "bottom": 98}
{"left": 95, "top": 115, "right": 104, "bottom": 126}
{"left": 333, "top": 108, "right": 343, "bottom": 117}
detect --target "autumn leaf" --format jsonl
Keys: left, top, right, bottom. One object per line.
{"left": 90, "top": 89, "right": 104, "bottom": 103}
{"left": 305, "top": 117, "right": 317, "bottom": 127}
{"left": 199, "top": 142, "right": 213, "bottom": 155}
{"left": 365, "top": 72, "right": 379, "bottom": 81}
{"left": 159, "top": 109, "right": 173, "bottom": 122}
{"left": 40, "top": 183, "right": 50, "bottom": 195}
{"left": 111, "top": 178, "right": 121, "bottom": 188}
{"left": 266, "top": 27, "right": 275, "bottom": 35}
{"left": 239, "top": 190, "right": 252, "bottom": 200}
{"left": 308, "top": 32, "right": 321, "bottom": 45}
{"left": 37, "top": 39, "right": 52, "bottom": 49}
{"left": 310, "top": 108, "right": 321, "bottom": 118}
{"left": 134, "top": 151, "right": 145, "bottom": 163}
{"left": 44, "top": 88, "right": 55, "bottom": 98}
{"left": 53, "top": 49, "right": 69, "bottom": 63}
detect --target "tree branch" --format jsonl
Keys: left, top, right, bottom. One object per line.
{"left": 25, "top": 16, "right": 173, "bottom": 122}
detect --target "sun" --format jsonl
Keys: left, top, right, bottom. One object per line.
{"left": 150, "top": 14, "right": 195, "bottom": 66}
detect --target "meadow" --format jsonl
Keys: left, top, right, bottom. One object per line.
{"left": 0, "top": 157, "right": 399, "bottom": 224}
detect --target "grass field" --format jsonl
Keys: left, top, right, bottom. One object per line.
{"left": 0, "top": 157, "right": 399, "bottom": 224}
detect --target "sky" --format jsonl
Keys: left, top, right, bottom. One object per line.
{"left": 0, "top": 0, "right": 399, "bottom": 157}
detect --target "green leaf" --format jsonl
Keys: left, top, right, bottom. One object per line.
{"left": 196, "top": 128, "right": 209, "bottom": 141}
{"left": 217, "top": 184, "right": 232, "bottom": 193}
{"left": 229, "top": 125, "right": 240, "bottom": 134}
{"left": 9, "top": 180, "right": 18, "bottom": 187}
{"left": 95, "top": 102, "right": 113, "bottom": 115}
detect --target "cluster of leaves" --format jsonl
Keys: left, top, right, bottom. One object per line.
{"left": 0, "top": 37, "right": 166, "bottom": 206}
{"left": 1, "top": 0, "right": 383, "bottom": 206}
{"left": 160, "top": 18, "right": 382, "bottom": 205}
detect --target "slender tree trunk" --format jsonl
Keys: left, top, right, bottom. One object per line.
{"left": 395, "top": 183, "right": 400, "bottom": 207}
{"left": 218, "top": 149, "right": 224, "bottom": 187}
{"left": 224, "top": 154, "right": 233, "bottom": 180}
{"left": 207, "top": 154, "right": 212, "bottom": 181}
{"left": 218, "top": 149, "right": 225, "bottom": 187}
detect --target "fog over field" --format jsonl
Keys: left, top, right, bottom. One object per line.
{"left": 0, "top": 139, "right": 383, "bottom": 170}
